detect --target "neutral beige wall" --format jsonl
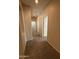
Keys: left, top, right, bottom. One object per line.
{"left": 37, "top": 16, "right": 44, "bottom": 37}
{"left": 22, "top": 5, "right": 32, "bottom": 41}
{"left": 43, "top": 0, "right": 60, "bottom": 52}
{"left": 19, "top": 3, "right": 26, "bottom": 56}
{"left": 19, "top": 3, "right": 32, "bottom": 57}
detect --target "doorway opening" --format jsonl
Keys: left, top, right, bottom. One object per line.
{"left": 43, "top": 16, "right": 48, "bottom": 40}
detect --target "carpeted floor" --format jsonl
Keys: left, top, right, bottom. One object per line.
{"left": 24, "top": 37, "right": 60, "bottom": 59}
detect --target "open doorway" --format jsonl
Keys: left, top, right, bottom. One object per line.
{"left": 43, "top": 16, "right": 48, "bottom": 40}
{"left": 31, "top": 16, "right": 48, "bottom": 40}
{"left": 31, "top": 21, "right": 37, "bottom": 36}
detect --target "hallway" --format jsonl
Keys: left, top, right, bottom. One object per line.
{"left": 19, "top": 0, "right": 60, "bottom": 59}
{"left": 24, "top": 37, "right": 60, "bottom": 59}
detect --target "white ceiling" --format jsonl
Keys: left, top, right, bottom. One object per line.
{"left": 21, "top": 0, "right": 51, "bottom": 16}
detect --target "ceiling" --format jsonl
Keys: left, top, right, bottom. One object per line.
{"left": 21, "top": 0, "right": 51, "bottom": 16}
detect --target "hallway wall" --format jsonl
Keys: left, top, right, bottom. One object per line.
{"left": 43, "top": 0, "right": 60, "bottom": 52}
{"left": 19, "top": 7, "right": 25, "bottom": 56}
{"left": 37, "top": 16, "right": 43, "bottom": 37}
{"left": 19, "top": 3, "right": 32, "bottom": 56}
{"left": 22, "top": 5, "right": 32, "bottom": 41}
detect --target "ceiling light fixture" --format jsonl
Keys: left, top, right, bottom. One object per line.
{"left": 35, "top": 0, "right": 38, "bottom": 4}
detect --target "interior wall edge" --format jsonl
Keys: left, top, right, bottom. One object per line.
{"left": 47, "top": 41, "right": 60, "bottom": 53}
